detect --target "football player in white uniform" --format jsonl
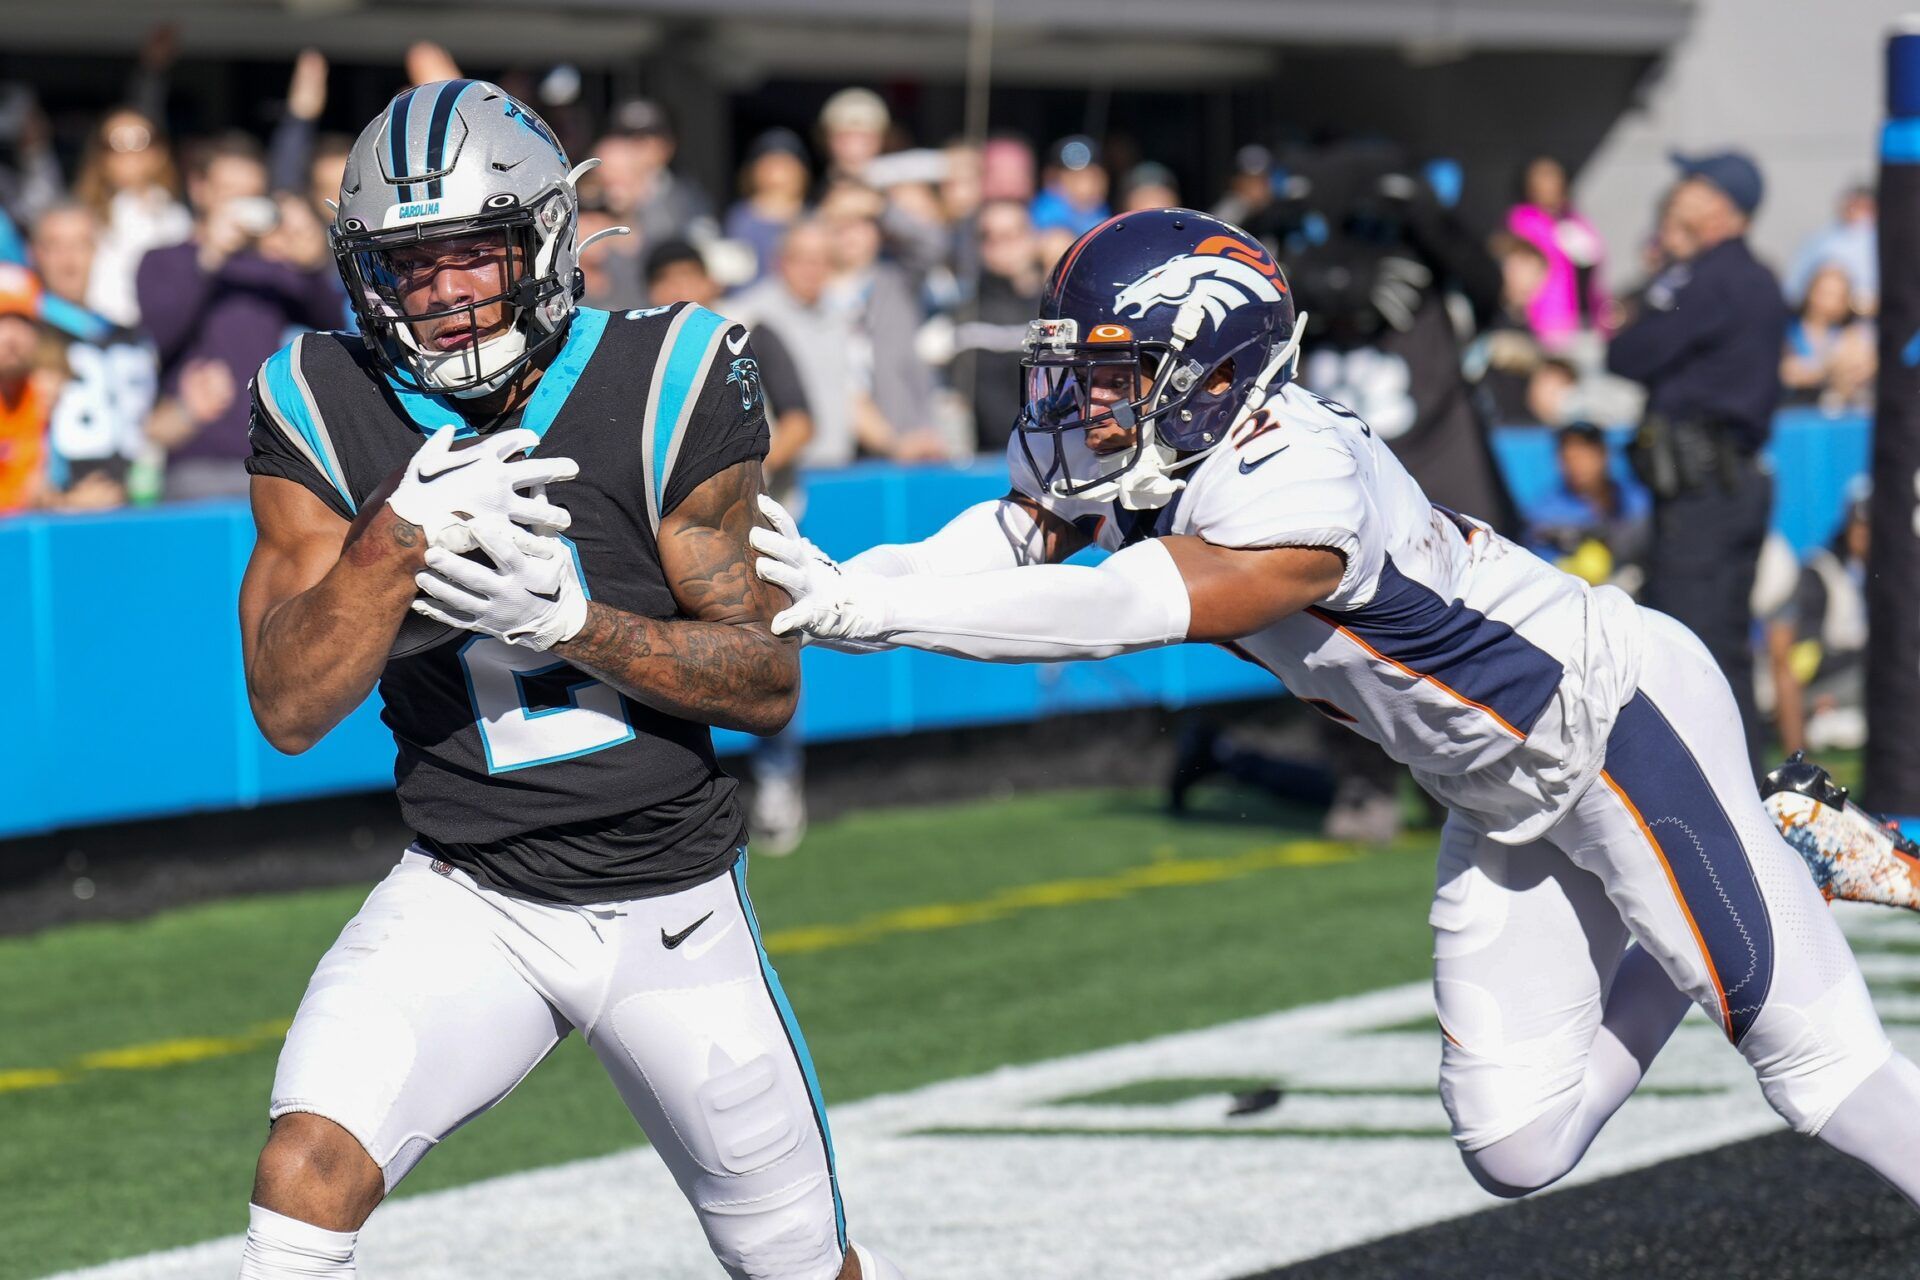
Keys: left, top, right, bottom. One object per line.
{"left": 753, "top": 210, "right": 1920, "bottom": 1208}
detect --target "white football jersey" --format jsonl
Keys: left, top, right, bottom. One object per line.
{"left": 1012, "top": 382, "right": 1645, "bottom": 843}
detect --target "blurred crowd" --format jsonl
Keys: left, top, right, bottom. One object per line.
{"left": 0, "top": 39, "right": 1884, "bottom": 763}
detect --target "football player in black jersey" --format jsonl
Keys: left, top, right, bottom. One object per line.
{"left": 236, "top": 81, "right": 902, "bottom": 1280}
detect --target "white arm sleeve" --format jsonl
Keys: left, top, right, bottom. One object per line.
{"left": 874, "top": 537, "right": 1191, "bottom": 662}
{"left": 844, "top": 499, "right": 1045, "bottom": 577}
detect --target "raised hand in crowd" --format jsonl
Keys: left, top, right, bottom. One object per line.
{"left": 287, "top": 48, "right": 328, "bottom": 123}
{"left": 406, "top": 42, "right": 462, "bottom": 86}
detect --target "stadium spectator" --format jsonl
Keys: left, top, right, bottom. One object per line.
{"left": 0, "top": 87, "right": 62, "bottom": 231}
{"left": 1119, "top": 161, "right": 1180, "bottom": 213}
{"left": 267, "top": 50, "right": 328, "bottom": 200}
{"left": 724, "top": 128, "right": 812, "bottom": 284}
{"left": 646, "top": 238, "right": 812, "bottom": 485}
{"left": 591, "top": 98, "right": 716, "bottom": 248}
{"left": 980, "top": 134, "right": 1037, "bottom": 204}
{"left": 731, "top": 220, "right": 859, "bottom": 466}
{"left": 71, "top": 105, "right": 190, "bottom": 328}
{"left": 31, "top": 203, "right": 159, "bottom": 510}
{"left": 945, "top": 197, "right": 1043, "bottom": 452}
{"left": 1782, "top": 261, "right": 1876, "bottom": 414}
{"left": 818, "top": 181, "right": 946, "bottom": 460}
{"left": 1525, "top": 354, "right": 1581, "bottom": 426}
{"left": 1767, "top": 485, "right": 1871, "bottom": 755}
{"left": 1212, "top": 145, "right": 1274, "bottom": 227}
{"left": 0, "top": 264, "right": 49, "bottom": 515}
{"left": 1786, "top": 182, "right": 1876, "bottom": 311}
{"left": 1609, "top": 149, "right": 1787, "bottom": 771}
{"left": 135, "top": 132, "right": 339, "bottom": 501}
{"left": 1524, "top": 422, "right": 1651, "bottom": 592}
{"left": 1506, "top": 155, "right": 1609, "bottom": 349}
{"left": 817, "top": 87, "right": 890, "bottom": 187}
{"left": 862, "top": 148, "right": 958, "bottom": 291}
{"left": 1468, "top": 231, "right": 1550, "bottom": 423}
{"left": 575, "top": 203, "right": 643, "bottom": 311}
{"left": 1031, "top": 135, "right": 1110, "bottom": 239}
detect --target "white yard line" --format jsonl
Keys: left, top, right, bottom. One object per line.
{"left": 47, "top": 904, "right": 1920, "bottom": 1280}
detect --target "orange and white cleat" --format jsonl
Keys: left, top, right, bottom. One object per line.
{"left": 1762, "top": 753, "right": 1920, "bottom": 911}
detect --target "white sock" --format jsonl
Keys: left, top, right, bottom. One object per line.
{"left": 852, "top": 1241, "right": 906, "bottom": 1280}
{"left": 238, "top": 1204, "right": 358, "bottom": 1278}
{"left": 1817, "top": 1051, "right": 1920, "bottom": 1209}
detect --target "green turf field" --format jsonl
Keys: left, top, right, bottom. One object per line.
{"left": 2, "top": 784, "right": 1441, "bottom": 1278}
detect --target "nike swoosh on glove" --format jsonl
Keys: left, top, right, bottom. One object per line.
{"left": 387, "top": 425, "right": 579, "bottom": 551}
{"left": 412, "top": 514, "right": 590, "bottom": 651}
{"left": 748, "top": 493, "right": 892, "bottom": 652}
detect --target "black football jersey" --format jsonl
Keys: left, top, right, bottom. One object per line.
{"left": 246, "top": 304, "right": 770, "bottom": 903}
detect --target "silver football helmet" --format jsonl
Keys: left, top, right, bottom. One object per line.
{"left": 331, "top": 79, "right": 622, "bottom": 399}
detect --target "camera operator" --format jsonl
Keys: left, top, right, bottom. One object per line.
{"left": 1608, "top": 151, "right": 1787, "bottom": 771}
{"left": 135, "top": 132, "right": 339, "bottom": 500}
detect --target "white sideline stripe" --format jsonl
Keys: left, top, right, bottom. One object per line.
{"left": 42, "top": 905, "right": 1920, "bottom": 1280}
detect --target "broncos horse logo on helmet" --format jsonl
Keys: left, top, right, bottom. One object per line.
{"left": 1113, "top": 234, "right": 1290, "bottom": 331}
{"left": 1015, "top": 210, "right": 1303, "bottom": 510}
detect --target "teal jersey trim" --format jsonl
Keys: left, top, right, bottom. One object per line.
{"left": 385, "top": 307, "right": 611, "bottom": 440}
{"left": 730, "top": 854, "right": 848, "bottom": 1251}
{"left": 263, "top": 343, "right": 355, "bottom": 511}
{"left": 519, "top": 307, "right": 609, "bottom": 440}
{"left": 386, "top": 379, "right": 469, "bottom": 438}
{"left": 648, "top": 306, "right": 730, "bottom": 525}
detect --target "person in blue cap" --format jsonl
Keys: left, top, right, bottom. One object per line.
{"left": 1608, "top": 148, "right": 1789, "bottom": 773}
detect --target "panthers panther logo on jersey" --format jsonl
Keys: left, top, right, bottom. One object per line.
{"left": 727, "top": 357, "right": 762, "bottom": 413}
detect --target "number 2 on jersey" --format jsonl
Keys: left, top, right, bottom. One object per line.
{"left": 459, "top": 640, "right": 635, "bottom": 772}
{"left": 454, "top": 538, "right": 635, "bottom": 772}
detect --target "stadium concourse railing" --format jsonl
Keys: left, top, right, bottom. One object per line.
{"left": 0, "top": 410, "right": 1869, "bottom": 841}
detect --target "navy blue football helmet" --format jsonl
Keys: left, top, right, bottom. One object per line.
{"left": 1015, "top": 208, "right": 1300, "bottom": 509}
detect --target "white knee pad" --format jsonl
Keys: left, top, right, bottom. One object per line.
{"left": 1438, "top": 1030, "right": 1589, "bottom": 1155}
{"left": 1740, "top": 967, "right": 1894, "bottom": 1134}
{"left": 602, "top": 983, "right": 844, "bottom": 1280}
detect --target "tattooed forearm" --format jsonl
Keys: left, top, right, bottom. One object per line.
{"left": 549, "top": 458, "right": 800, "bottom": 734}
{"left": 555, "top": 603, "right": 798, "bottom": 734}
{"left": 340, "top": 500, "right": 425, "bottom": 569}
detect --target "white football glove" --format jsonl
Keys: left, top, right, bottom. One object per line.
{"left": 387, "top": 425, "right": 579, "bottom": 551}
{"left": 748, "top": 493, "right": 892, "bottom": 651}
{"left": 412, "top": 515, "right": 590, "bottom": 651}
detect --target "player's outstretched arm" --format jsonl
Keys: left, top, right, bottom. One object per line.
{"left": 240, "top": 476, "right": 426, "bottom": 754}
{"left": 755, "top": 532, "right": 1345, "bottom": 662}
{"left": 550, "top": 460, "right": 800, "bottom": 736}
{"left": 843, "top": 491, "right": 1091, "bottom": 578}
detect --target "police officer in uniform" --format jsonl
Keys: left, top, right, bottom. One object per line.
{"left": 235, "top": 81, "right": 902, "bottom": 1280}
{"left": 1608, "top": 151, "right": 1787, "bottom": 771}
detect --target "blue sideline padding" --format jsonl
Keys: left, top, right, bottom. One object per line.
{"left": 0, "top": 412, "right": 1872, "bottom": 839}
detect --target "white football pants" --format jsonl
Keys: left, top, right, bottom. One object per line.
{"left": 268, "top": 849, "right": 850, "bottom": 1280}
{"left": 1433, "top": 608, "right": 1898, "bottom": 1188}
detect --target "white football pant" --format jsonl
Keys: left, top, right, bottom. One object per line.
{"left": 268, "top": 849, "right": 852, "bottom": 1280}
{"left": 1433, "top": 607, "right": 1901, "bottom": 1191}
